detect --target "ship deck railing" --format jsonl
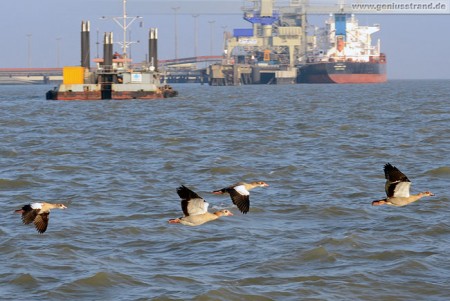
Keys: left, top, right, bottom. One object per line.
{"left": 303, "top": 55, "right": 382, "bottom": 64}
{"left": 95, "top": 65, "right": 156, "bottom": 75}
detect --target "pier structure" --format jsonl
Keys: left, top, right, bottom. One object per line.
{"left": 208, "top": 0, "right": 304, "bottom": 85}
{"left": 0, "top": 68, "right": 62, "bottom": 84}
{"left": 208, "top": 0, "right": 358, "bottom": 85}
{"left": 2, "top": 1, "right": 380, "bottom": 87}
{"left": 159, "top": 56, "right": 222, "bottom": 84}
{"left": 0, "top": 56, "right": 221, "bottom": 85}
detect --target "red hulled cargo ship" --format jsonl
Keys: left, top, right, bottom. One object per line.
{"left": 297, "top": 14, "right": 387, "bottom": 84}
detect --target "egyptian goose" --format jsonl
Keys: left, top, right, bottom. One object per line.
{"left": 372, "top": 163, "right": 434, "bottom": 206}
{"left": 15, "top": 202, "right": 67, "bottom": 233}
{"left": 212, "top": 181, "right": 269, "bottom": 214}
{"left": 168, "top": 185, "right": 233, "bottom": 226}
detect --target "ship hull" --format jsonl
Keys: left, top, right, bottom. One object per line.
{"left": 111, "top": 90, "right": 178, "bottom": 100}
{"left": 46, "top": 91, "right": 102, "bottom": 101}
{"left": 46, "top": 84, "right": 102, "bottom": 100}
{"left": 297, "top": 61, "right": 387, "bottom": 84}
{"left": 111, "top": 84, "right": 178, "bottom": 100}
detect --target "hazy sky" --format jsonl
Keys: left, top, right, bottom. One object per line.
{"left": 1, "top": 0, "right": 450, "bottom": 79}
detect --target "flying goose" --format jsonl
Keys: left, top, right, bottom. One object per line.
{"left": 372, "top": 163, "right": 434, "bottom": 206}
{"left": 15, "top": 202, "right": 67, "bottom": 233}
{"left": 212, "top": 181, "right": 269, "bottom": 214}
{"left": 168, "top": 185, "right": 233, "bottom": 226}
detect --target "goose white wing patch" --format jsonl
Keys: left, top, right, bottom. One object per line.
{"left": 187, "top": 198, "right": 209, "bottom": 216}
{"left": 234, "top": 185, "right": 249, "bottom": 196}
{"left": 30, "top": 203, "right": 43, "bottom": 209}
{"left": 392, "top": 182, "right": 411, "bottom": 198}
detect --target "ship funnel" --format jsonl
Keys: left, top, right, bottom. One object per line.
{"left": 81, "top": 20, "right": 90, "bottom": 69}
{"left": 149, "top": 28, "right": 158, "bottom": 71}
{"left": 103, "top": 32, "right": 114, "bottom": 71}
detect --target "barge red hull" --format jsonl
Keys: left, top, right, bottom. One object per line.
{"left": 112, "top": 89, "right": 178, "bottom": 100}
{"left": 46, "top": 88, "right": 178, "bottom": 100}
{"left": 46, "top": 91, "right": 102, "bottom": 101}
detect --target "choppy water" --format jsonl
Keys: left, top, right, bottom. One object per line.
{"left": 1, "top": 81, "right": 449, "bottom": 300}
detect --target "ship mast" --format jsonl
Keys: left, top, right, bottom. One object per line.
{"left": 107, "top": 0, "right": 142, "bottom": 68}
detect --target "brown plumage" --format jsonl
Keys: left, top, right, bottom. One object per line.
{"left": 168, "top": 185, "right": 233, "bottom": 226}
{"left": 372, "top": 163, "right": 434, "bottom": 207}
{"left": 15, "top": 202, "right": 67, "bottom": 233}
{"left": 212, "top": 181, "right": 269, "bottom": 214}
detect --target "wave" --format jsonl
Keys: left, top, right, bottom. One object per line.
{"left": 0, "top": 149, "right": 18, "bottom": 157}
{"left": 298, "top": 246, "right": 337, "bottom": 263}
{"left": 195, "top": 287, "right": 276, "bottom": 301}
{"left": 9, "top": 273, "right": 39, "bottom": 287}
{"left": 426, "top": 166, "right": 450, "bottom": 178}
{"left": 0, "top": 178, "right": 34, "bottom": 189}
{"left": 66, "top": 271, "right": 146, "bottom": 289}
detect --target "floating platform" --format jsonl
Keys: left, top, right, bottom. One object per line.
{"left": 46, "top": 66, "right": 177, "bottom": 101}
{"left": 47, "top": 17, "right": 177, "bottom": 100}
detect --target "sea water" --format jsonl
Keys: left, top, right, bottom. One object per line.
{"left": 1, "top": 81, "right": 449, "bottom": 300}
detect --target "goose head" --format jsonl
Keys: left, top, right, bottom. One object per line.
{"left": 214, "top": 209, "right": 234, "bottom": 217}
{"left": 419, "top": 191, "right": 434, "bottom": 197}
